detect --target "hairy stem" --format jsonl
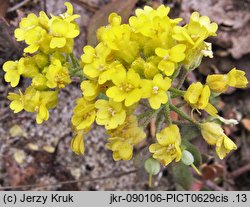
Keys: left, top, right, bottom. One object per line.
{"left": 177, "top": 69, "right": 188, "bottom": 89}
{"left": 169, "top": 104, "right": 198, "bottom": 125}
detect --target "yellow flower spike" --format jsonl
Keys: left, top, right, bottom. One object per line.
{"left": 184, "top": 82, "right": 218, "bottom": 116}
{"left": 149, "top": 125, "right": 182, "bottom": 166}
{"left": 46, "top": 59, "right": 71, "bottom": 89}
{"left": 227, "top": 68, "right": 248, "bottom": 88}
{"left": 141, "top": 74, "right": 172, "bottom": 109}
{"left": 106, "top": 69, "right": 143, "bottom": 106}
{"left": 95, "top": 99, "right": 126, "bottom": 130}
{"left": 71, "top": 131, "right": 85, "bottom": 155}
{"left": 155, "top": 44, "right": 186, "bottom": 76}
{"left": 200, "top": 122, "right": 237, "bottom": 159}
{"left": 3, "top": 61, "right": 20, "bottom": 87}
{"left": 71, "top": 97, "right": 96, "bottom": 130}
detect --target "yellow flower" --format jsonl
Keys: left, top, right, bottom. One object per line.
{"left": 46, "top": 59, "right": 71, "bottom": 88}
{"left": 200, "top": 122, "right": 237, "bottom": 159}
{"left": 149, "top": 125, "right": 182, "bottom": 166}
{"left": 7, "top": 90, "right": 25, "bottom": 113}
{"left": 206, "top": 68, "right": 248, "bottom": 93}
{"left": 22, "top": 87, "right": 58, "bottom": 124}
{"left": 3, "top": 61, "right": 20, "bottom": 87}
{"left": 49, "top": 18, "right": 79, "bottom": 49}
{"left": 106, "top": 115, "right": 146, "bottom": 161}
{"left": 106, "top": 69, "right": 143, "bottom": 106}
{"left": 106, "top": 138, "right": 133, "bottom": 161}
{"left": 216, "top": 135, "right": 237, "bottom": 159}
{"left": 141, "top": 74, "right": 172, "bottom": 109}
{"left": 227, "top": 68, "right": 248, "bottom": 88}
{"left": 155, "top": 44, "right": 186, "bottom": 76}
{"left": 31, "top": 74, "right": 48, "bottom": 90}
{"left": 184, "top": 82, "right": 218, "bottom": 116}
{"left": 206, "top": 74, "right": 229, "bottom": 93}
{"left": 18, "top": 57, "right": 39, "bottom": 78}
{"left": 81, "top": 80, "right": 99, "bottom": 101}
{"left": 71, "top": 97, "right": 96, "bottom": 130}
{"left": 82, "top": 43, "right": 113, "bottom": 83}
{"left": 71, "top": 130, "right": 85, "bottom": 155}
{"left": 95, "top": 99, "right": 126, "bottom": 130}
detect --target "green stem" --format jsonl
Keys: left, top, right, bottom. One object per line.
{"left": 171, "top": 66, "right": 181, "bottom": 80}
{"left": 168, "top": 87, "right": 185, "bottom": 96}
{"left": 148, "top": 174, "right": 152, "bottom": 188}
{"left": 177, "top": 69, "right": 188, "bottom": 89}
{"left": 169, "top": 104, "right": 198, "bottom": 125}
{"left": 164, "top": 92, "right": 172, "bottom": 126}
{"left": 139, "top": 107, "right": 163, "bottom": 128}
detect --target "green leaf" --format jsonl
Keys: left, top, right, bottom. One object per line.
{"left": 172, "top": 162, "right": 193, "bottom": 190}
{"left": 180, "top": 124, "right": 200, "bottom": 141}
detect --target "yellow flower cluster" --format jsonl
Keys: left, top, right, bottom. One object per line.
{"left": 3, "top": 3, "right": 248, "bottom": 170}
{"left": 70, "top": 4, "right": 248, "bottom": 164}
{"left": 3, "top": 2, "right": 79, "bottom": 124}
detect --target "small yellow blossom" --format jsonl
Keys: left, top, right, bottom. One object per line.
{"left": 71, "top": 97, "right": 96, "bottom": 130}
{"left": 149, "top": 125, "right": 182, "bottom": 166}
{"left": 7, "top": 90, "right": 25, "bottom": 113}
{"left": 184, "top": 82, "right": 218, "bottom": 116}
{"left": 106, "top": 69, "right": 143, "bottom": 106}
{"left": 206, "top": 68, "right": 248, "bottom": 93}
{"left": 81, "top": 80, "right": 99, "bottom": 101}
{"left": 46, "top": 59, "right": 71, "bottom": 88}
{"left": 155, "top": 44, "right": 186, "bottom": 76}
{"left": 106, "top": 115, "right": 146, "bottom": 161}
{"left": 95, "top": 99, "right": 126, "bottom": 130}
{"left": 141, "top": 74, "right": 172, "bottom": 109}
{"left": 200, "top": 122, "right": 237, "bottom": 159}
{"left": 3, "top": 61, "right": 20, "bottom": 87}
{"left": 71, "top": 130, "right": 85, "bottom": 155}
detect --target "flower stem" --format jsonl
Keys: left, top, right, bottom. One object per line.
{"left": 148, "top": 174, "right": 152, "bottom": 188}
{"left": 169, "top": 104, "right": 198, "bottom": 126}
{"left": 169, "top": 87, "right": 185, "bottom": 96}
{"left": 177, "top": 69, "right": 188, "bottom": 89}
{"left": 191, "top": 164, "right": 202, "bottom": 176}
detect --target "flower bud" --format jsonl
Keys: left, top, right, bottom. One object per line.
{"left": 144, "top": 157, "right": 161, "bottom": 175}
{"left": 181, "top": 150, "right": 194, "bottom": 166}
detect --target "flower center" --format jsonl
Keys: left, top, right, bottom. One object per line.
{"left": 108, "top": 107, "right": 116, "bottom": 116}
{"left": 163, "top": 54, "right": 169, "bottom": 60}
{"left": 166, "top": 144, "right": 176, "bottom": 155}
{"left": 98, "top": 64, "right": 106, "bottom": 71}
{"left": 152, "top": 86, "right": 159, "bottom": 94}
